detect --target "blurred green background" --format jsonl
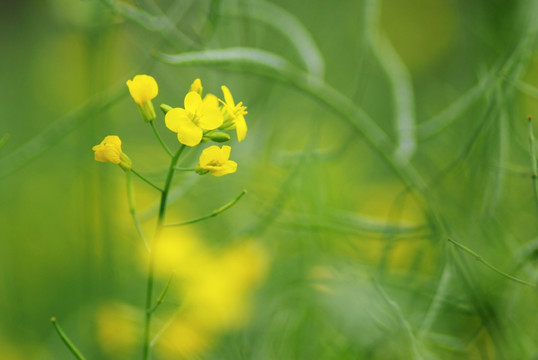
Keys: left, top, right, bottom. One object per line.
{"left": 1, "top": 0, "right": 538, "bottom": 359}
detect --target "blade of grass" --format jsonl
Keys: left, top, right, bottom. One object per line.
{"left": 221, "top": 0, "right": 325, "bottom": 77}
{"left": 527, "top": 116, "right": 538, "bottom": 212}
{"left": 0, "top": 86, "right": 125, "bottom": 179}
{"left": 372, "top": 279, "right": 425, "bottom": 360}
{"left": 365, "top": 0, "right": 416, "bottom": 163}
{"left": 98, "top": 0, "right": 199, "bottom": 50}
{"left": 0, "top": 134, "right": 9, "bottom": 149}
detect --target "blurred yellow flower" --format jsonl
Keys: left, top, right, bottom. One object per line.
{"left": 184, "top": 242, "right": 268, "bottom": 331}
{"left": 96, "top": 302, "right": 140, "bottom": 357}
{"left": 92, "top": 135, "right": 131, "bottom": 171}
{"left": 165, "top": 92, "right": 223, "bottom": 146}
{"left": 156, "top": 316, "right": 213, "bottom": 360}
{"left": 196, "top": 145, "right": 237, "bottom": 177}
{"left": 126, "top": 74, "right": 158, "bottom": 122}
{"left": 221, "top": 85, "right": 248, "bottom": 142}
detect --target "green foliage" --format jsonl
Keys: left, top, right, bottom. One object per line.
{"left": 1, "top": 0, "right": 538, "bottom": 359}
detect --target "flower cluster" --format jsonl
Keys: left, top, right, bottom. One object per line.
{"left": 164, "top": 78, "right": 248, "bottom": 150}
{"left": 92, "top": 75, "right": 248, "bottom": 177}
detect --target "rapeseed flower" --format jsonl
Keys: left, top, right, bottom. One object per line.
{"left": 92, "top": 135, "right": 131, "bottom": 171}
{"left": 126, "top": 74, "right": 158, "bottom": 122}
{"left": 196, "top": 145, "right": 237, "bottom": 176}
{"left": 165, "top": 91, "right": 223, "bottom": 147}
{"left": 220, "top": 85, "right": 247, "bottom": 142}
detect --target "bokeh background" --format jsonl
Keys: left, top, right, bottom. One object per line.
{"left": 1, "top": 0, "right": 538, "bottom": 359}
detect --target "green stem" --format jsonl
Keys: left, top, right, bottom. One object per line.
{"left": 132, "top": 169, "right": 164, "bottom": 192}
{"left": 148, "top": 273, "right": 174, "bottom": 314}
{"left": 50, "top": 317, "right": 87, "bottom": 360}
{"left": 447, "top": 238, "right": 534, "bottom": 287}
{"left": 126, "top": 172, "right": 151, "bottom": 252}
{"left": 150, "top": 121, "right": 173, "bottom": 157}
{"left": 142, "top": 144, "right": 186, "bottom": 360}
{"left": 527, "top": 116, "right": 538, "bottom": 212}
{"left": 165, "top": 189, "right": 247, "bottom": 227}
{"left": 174, "top": 167, "right": 196, "bottom": 172}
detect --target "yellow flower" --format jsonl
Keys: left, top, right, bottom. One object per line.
{"left": 92, "top": 135, "right": 131, "bottom": 171}
{"left": 220, "top": 85, "right": 248, "bottom": 142}
{"left": 165, "top": 91, "right": 223, "bottom": 147}
{"left": 126, "top": 74, "right": 158, "bottom": 122}
{"left": 196, "top": 145, "right": 237, "bottom": 176}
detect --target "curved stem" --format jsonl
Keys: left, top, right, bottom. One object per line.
{"left": 132, "top": 168, "right": 164, "bottom": 192}
{"left": 165, "top": 189, "right": 247, "bottom": 227}
{"left": 447, "top": 238, "right": 534, "bottom": 287}
{"left": 142, "top": 144, "right": 186, "bottom": 360}
{"left": 126, "top": 172, "right": 151, "bottom": 252}
{"left": 50, "top": 317, "right": 87, "bottom": 360}
{"left": 150, "top": 121, "right": 173, "bottom": 157}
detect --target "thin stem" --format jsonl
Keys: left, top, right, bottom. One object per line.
{"left": 166, "top": 189, "right": 247, "bottom": 227}
{"left": 527, "top": 116, "right": 538, "bottom": 211}
{"left": 447, "top": 238, "right": 534, "bottom": 287}
{"left": 131, "top": 168, "right": 164, "bottom": 192}
{"left": 150, "top": 121, "right": 173, "bottom": 157}
{"left": 174, "top": 167, "right": 196, "bottom": 171}
{"left": 50, "top": 317, "right": 87, "bottom": 360}
{"left": 143, "top": 144, "right": 186, "bottom": 360}
{"left": 126, "top": 172, "right": 151, "bottom": 253}
{"left": 148, "top": 273, "right": 174, "bottom": 314}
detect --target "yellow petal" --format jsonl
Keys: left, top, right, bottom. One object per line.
{"left": 210, "top": 160, "right": 237, "bottom": 176}
{"left": 184, "top": 92, "right": 202, "bottom": 114}
{"left": 165, "top": 108, "right": 188, "bottom": 133}
{"left": 199, "top": 145, "right": 222, "bottom": 167}
{"left": 221, "top": 85, "right": 235, "bottom": 106}
{"left": 126, "top": 75, "right": 158, "bottom": 104}
{"left": 235, "top": 115, "right": 248, "bottom": 142}
{"left": 198, "top": 103, "right": 223, "bottom": 130}
{"left": 103, "top": 135, "right": 122, "bottom": 147}
{"left": 177, "top": 116, "right": 203, "bottom": 147}
{"left": 220, "top": 145, "right": 231, "bottom": 161}
{"left": 190, "top": 78, "right": 203, "bottom": 94}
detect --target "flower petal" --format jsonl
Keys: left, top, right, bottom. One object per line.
{"left": 210, "top": 160, "right": 237, "bottom": 177}
{"left": 199, "top": 146, "right": 222, "bottom": 167}
{"left": 221, "top": 85, "right": 235, "bottom": 107}
{"left": 198, "top": 103, "right": 223, "bottom": 130}
{"left": 184, "top": 92, "right": 202, "bottom": 114}
{"left": 234, "top": 115, "right": 247, "bottom": 142}
{"left": 165, "top": 108, "right": 188, "bottom": 133}
{"left": 177, "top": 116, "right": 203, "bottom": 147}
{"left": 126, "top": 75, "right": 158, "bottom": 104}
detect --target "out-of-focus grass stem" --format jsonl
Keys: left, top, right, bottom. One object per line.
{"left": 373, "top": 279, "right": 424, "bottom": 360}
{"left": 0, "top": 134, "right": 9, "bottom": 149}
{"left": 527, "top": 116, "right": 538, "bottom": 211}
{"left": 126, "top": 172, "right": 151, "bottom": 252}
